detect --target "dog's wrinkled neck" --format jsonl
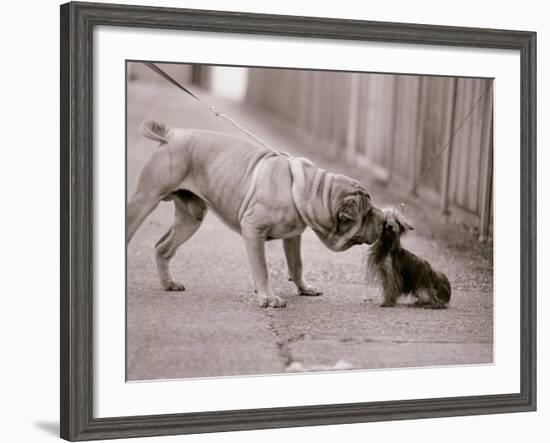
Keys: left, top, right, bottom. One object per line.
{"left": 288, "top": 157, "right": 334, "bottom": 235}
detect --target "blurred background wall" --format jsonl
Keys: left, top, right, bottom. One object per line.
{"left": 128, "top": 63, "right": 493, "bottom": 240}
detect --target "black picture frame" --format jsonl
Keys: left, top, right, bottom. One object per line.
{"left": 60, "top": 1, "right": 536, "bottom": 441}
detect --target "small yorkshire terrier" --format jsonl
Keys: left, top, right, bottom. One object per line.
{"left": 367, "top": 208, "right": 451, "bottom": 309}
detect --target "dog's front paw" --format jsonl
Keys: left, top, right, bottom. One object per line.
{"left": 162, "top": 280, "right": 186, "bottom": 291}
{"left": 297, "top": 284, "right": 323, "bottom": 296}
{"left": 258, "top": 293, "right": 287, "bottom": 308}
{"left": 294, "top": 278, "right": 323, "bottom": 296}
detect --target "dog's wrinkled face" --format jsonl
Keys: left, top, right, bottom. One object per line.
{"left": 316, "top": 180, "right": 384, "bottom": 252}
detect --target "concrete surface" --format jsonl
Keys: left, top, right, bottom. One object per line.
{"left": 126, "top": 81, "right": 493, "bottom": 381}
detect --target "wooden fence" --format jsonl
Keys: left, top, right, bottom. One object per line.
{"left": 246, "top": 68, "right": 493, "bottom": 239}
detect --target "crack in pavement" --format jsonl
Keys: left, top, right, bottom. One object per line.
{"left": 265, "top": 310, "right": 305, "bottom": 369}
{"left": 263, "top": 310, "right": 491, "bottom": 373}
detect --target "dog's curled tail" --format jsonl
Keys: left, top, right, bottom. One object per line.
{"left": 140, "top": 120, "right": 171, "bottom": 144}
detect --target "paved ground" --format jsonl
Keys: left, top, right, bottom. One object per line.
{"left": 126, "top": 81, "right": 493, "bottom": 381}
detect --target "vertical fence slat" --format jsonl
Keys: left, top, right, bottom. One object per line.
{"left": 410, "top": 77, "right": 426, "bottom": 193}
{"left": 455, "top": 78, "right": 473, "bottom": 209}
{"left": 387, "top": 75, "right": 400, "bottom": 183}
{"left": 440, "top": 78, "right": 458, "bottom": 214}
{"left": 478, "top": 83, "right": 494, "bottom": 240}
{"left": 466, "top": 79, "right": 484, "bottom": 213}
{"left": 346, "top": 73, "right": 360, "bottom": 160}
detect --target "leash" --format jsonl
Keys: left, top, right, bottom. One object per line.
{"left": 400, "top": 80, "right": 493, "bottom": 212}
{"left": 142, "top": 62, "right": 282, "bottom": 156}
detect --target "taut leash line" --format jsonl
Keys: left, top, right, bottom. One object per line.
{"left": 142, "top": 62, "right": 281, "bottom": 156}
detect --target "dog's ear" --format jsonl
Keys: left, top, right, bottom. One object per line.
{"left": 395, "top": 211, "right": 414, "bottom": 232}
{"left": 338, "top": 190, "right": 372, "bottom": 222}
{"left": 337, "top": 196, "right": 359, "bottom": 222}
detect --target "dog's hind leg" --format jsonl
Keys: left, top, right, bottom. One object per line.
{"left": 413, "top": 289, "right": 446, "bottom": 309}
{"left": 127, "top": 191, "right": 162, "bottom": 244}
{"left": 155, "top": 191, "right": 207, "bottom": 291}
{"left": 283, "top": 236, "right": 322, "bottom": 296}
{"left": 127, "top": 148, "right": 180, "bottom": 244}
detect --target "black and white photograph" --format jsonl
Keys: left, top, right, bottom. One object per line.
{"left": 126, "top": 61, "right": 493, "bottom": 381}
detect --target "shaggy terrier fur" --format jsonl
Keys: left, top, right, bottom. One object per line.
{"left": 367, "top": 208, "right": 451, "bottom": 309}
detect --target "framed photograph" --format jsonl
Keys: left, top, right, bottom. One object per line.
{"left": 60, "top": 1, "right": 536, "bottom": 441}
